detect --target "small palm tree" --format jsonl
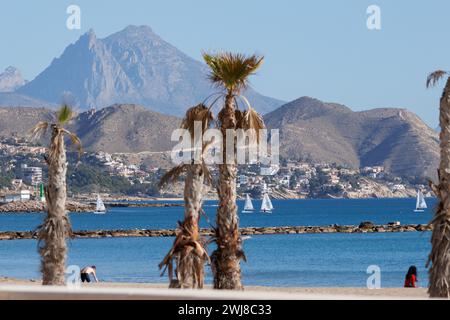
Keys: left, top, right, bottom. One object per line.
{"left": 426, "top": 70, "right": 450, "bottom": 297}
{"left": 203, "top": 52, "right": 265, "bottom": 289}
{"left": 31, "top": 105, "right": 81, "bottom": 285}
{"left": 159, "top": 104, "right": 212, "bottom": 288}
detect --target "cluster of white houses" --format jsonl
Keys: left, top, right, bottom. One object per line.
{"left": 0, "top": 165, "right": 43, "bottom": 204}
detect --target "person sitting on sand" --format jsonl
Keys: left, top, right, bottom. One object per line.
{"left": 404, "top": 265, "right": 417, "bottom": 288}
{"left": 80, "top": 266, "right": 99, "bottom": 283}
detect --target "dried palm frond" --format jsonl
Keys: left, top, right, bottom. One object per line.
{"left": 61, "top": 128, "right": 83, "bottom": 156}
{"left": 236, "top": 96, "right": 265, "bottom": 143}
{"left": 427, "top": 70, "right": 449, "bottom": 88}
{"left": 202, "top": 52, "right": 264, "bottom": 94}
{"left": 242, "top": 107, "right": 264, "bottom": 131}
{"left": 234, "top": 109, "right": 244, "bottom": 128}
{"left": 29, "top": 121, "right": 49, "bottom": 141}
{"left": 181, "top": 104, "right": 213, "bottom": 136}
{"left": 159, "top": 219, "right": 210, "bottom": 288}
{"left": 159, "top": 164, "right": 188, "bottom": 188}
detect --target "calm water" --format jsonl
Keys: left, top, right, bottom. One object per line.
{"left": 0, "top": 198, "right": 435, "bottom": 287}
{"left": 0, "top": 198, "right": 436, "bottom": 231}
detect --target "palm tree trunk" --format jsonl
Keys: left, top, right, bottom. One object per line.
{"left": 211, "top": 94, "right": 244, "bottom": 290}
{"left": 38, "top": 125, "right": 71, "bottom": 285}
{"left": 429, "top": 77, "right": 450, "bottom": 298}
{"left": 160, "top": 164, "right": 208, "bottom": 288}
{"left": 176, "top": 164, "right": 207, "bottom": 288}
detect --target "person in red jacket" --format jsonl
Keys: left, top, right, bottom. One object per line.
{"left": 404, "top": 265, "right": 418, "bottom": 288}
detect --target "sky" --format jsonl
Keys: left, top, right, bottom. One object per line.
{"left": 0, "top": 0, "right": 449, "bottom": 127}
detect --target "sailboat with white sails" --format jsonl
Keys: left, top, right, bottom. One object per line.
{"left": 93, "top": 194, "right": 107, "bottom": 214}
{"left": 260, "top": 193, "right": 273, "bottom": 213}
{"left": 414, "top": 190, "right": 427, "bottom": 212}
{"left": 242, "top": 194, "right": 255, "bottom": 213}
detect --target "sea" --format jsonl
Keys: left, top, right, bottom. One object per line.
{"left": 0, "top": 198, "right": 436, "bottom": 288}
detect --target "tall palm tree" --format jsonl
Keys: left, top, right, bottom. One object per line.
{"left": 159, "top": 104, "right": 212, "bottom": 288}
{"left": 31, "top": 105, "right": 81, "bottom": 285}
{"left": 426, "top": 70, "right": 450, "bottom": 298}
{"left": 203, "top": 52, "right": 264, "bottom": 289}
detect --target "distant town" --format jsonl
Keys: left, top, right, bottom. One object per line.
{"left": 0, "top": 136, "right": 432, "bottom": 203}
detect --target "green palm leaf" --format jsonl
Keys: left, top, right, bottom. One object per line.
{"left": 57, "top": 104, "right": 73, "bottom": 124}
{"left": 202, "top": 52, "right": 264, "bottom": 94}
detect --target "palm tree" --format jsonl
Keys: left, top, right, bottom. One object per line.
{"left": 159, "top": 104, "right": 212, "bottom": 288}
{"left": 203, "top": 52, "right": 264, "bottom": 289}
{"left": 426, "top": 70, "right": 450, "bottom": 297}
{"left": 31, "top": 105, "right": 81, "bottom": 285}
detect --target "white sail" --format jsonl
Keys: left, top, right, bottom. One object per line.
{"left": 95, "top": 195, "right": 106, "bottom": 213}
{"left": 260, "top": 193, "right": 273, "bottom": 212}
{"left": 267, "top": 194, "right": 274, "bottom": 210}
{"left": 243, "top": 194, "right": 254, "bottom": 212}
{"left": 415, "top": 190, "right": 427, "bottom": 210}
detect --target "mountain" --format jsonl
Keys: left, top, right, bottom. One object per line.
{"left": 0, "top": 107, "right": 54, "bottom": 138}
{"left": 17, "top": 25, "right": 283, "bottom": 116}
{"left": 0, "top": 99, "right": 440, "bottom": 178}
{"left": 0, "top": 92, "right": 56, "bottom": 109}
{"left": 0, "top": 66, "right": 27, "bottom": 92}
{"left": 264, "top": 97, "right": 440, "bottom": 179}
{"left": 69, "top": 104, "right": 179, "bottom": 153}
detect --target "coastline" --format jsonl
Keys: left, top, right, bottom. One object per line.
{"left": 0, "top": 277, "right": 428, "bottom": 298}
{"left": 0, "top": 196, "right": 434, "bottom": 213}
{"left": 0, "top": 200, "right": 183, "bottom": 213}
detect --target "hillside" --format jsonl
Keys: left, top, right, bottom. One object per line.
{"left": 0, "top": 107, "right": 54, "bottom": 138}
{"left": 0, "top": 98, "right": 440, "bottom": 178}
{"left": 69, "top": 104, "right": 179, "bottom": 153}
{"left": 264, "top": 97, "right": 439, "bottom": 179}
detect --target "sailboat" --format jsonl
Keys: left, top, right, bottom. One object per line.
{"left": 260, "top": 193, "right": 274, "bottom": 213}
{"left": 242, "top": 194, "right": 255, "bottom": 213}
{"left": 414, "top": 190, "right": 427, "bottom": 212}
{"left": 93, "top": 195, "right": 107, "bottom": 214}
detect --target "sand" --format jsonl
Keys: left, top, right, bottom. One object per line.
{"left": 0, "top": 277, "right": 428, "bottom": 298}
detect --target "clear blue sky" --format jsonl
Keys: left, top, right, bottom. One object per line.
{"left": 1, "top": 0, "right": 449, "bottom": 127}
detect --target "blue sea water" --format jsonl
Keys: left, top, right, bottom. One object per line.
{"left": 0, "top": 198, "right": 435, "bottom": 287}
{"left": 0, "top": 198, "right": 435, "bottom": 232}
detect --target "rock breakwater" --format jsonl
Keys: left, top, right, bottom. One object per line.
{"left": 0, "top": 223, "right": 432, "bottom": 241}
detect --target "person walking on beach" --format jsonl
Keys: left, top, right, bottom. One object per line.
{"left": 80, "top": 266, "right": 99, "bottom": 283}
{"left": 404, "top": 265, "right": 418, "bottom": 288}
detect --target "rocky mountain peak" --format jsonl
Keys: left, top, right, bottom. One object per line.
{"left": 15, "top": 25, "right": 283, "bottom": 115}
{"left": 0, "top": 66, "right": 27, "bottom": 92}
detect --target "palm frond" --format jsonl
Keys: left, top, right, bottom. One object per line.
{"left": 427, "top": 70, "right": 449, "bottom": 88}
{"left": 62, "top": 129, "right": 83, "bottom": 156}
{"left": 181, "top": 104, "right": 214, "bottom": 136}
{"left": 202, "top": 52, "right": 264, "bottom": 94}
{"left": 57, "top": 104, "right": 73, "bottom": 124}
{"left": 236, "top": 96, "right": 265, "bottom": 143}
{"left": 235, "top": 109, "right": 245, "bottom": 128}
{"left": 159, "top": 164, "right": 188, "bottom": 188}
{"left": 29, "top": 121, "right": 49, "bottom": 141}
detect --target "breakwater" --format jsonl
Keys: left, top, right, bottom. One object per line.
{"left": 0, "top": 223, "right": 431, "bottom": 241}
{"left": 0, "top": 201, "right": 183, "bottom": 213}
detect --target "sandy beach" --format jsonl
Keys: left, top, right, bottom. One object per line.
{"left": 0, "top": 277, "right": 428, "bottom": 298}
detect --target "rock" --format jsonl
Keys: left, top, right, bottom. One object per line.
{"left": 0, "top": 200, "right": 95, "bottom": 213}
{"left": 359, "top": 221, "right": 375, "bottom": 229}
{"left": 0, "top": 223, "right": 433, "bottom": 241}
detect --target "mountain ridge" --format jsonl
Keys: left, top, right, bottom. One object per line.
{"left": 0, "top": 96, "right": 439, "bottom": 179}
{"left": 264, "top": 97, "right": 439, "bottom": 179}
{"left": 0, "top": 66, "right": 27, "bottom": 92}
{"left": 14, "top": 25, "right": 283, "bottom": 116}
